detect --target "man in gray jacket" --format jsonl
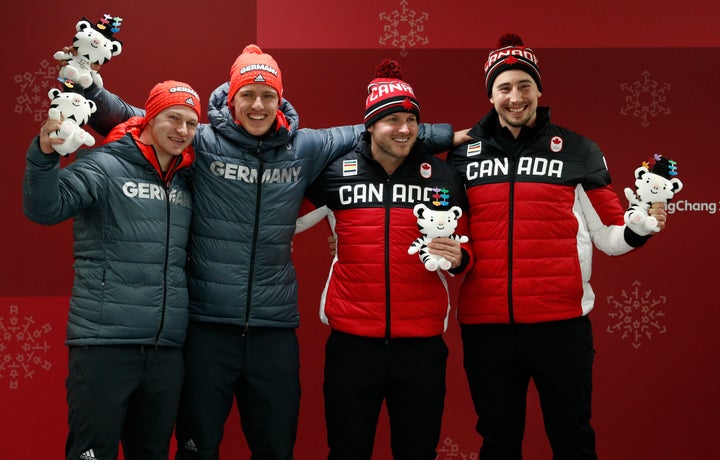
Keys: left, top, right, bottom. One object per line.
{"left": 82, "top": 44, "right": 456, "bottom": 460}
{"left": 24, "top": 79, "right": 200, "bottom": 460}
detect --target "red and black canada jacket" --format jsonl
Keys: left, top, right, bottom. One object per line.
{"left": 447, "top": 107, "right": 649, "bottom": 325}
{"left": 304, "top": 137, "right": 472, "bottom": 339}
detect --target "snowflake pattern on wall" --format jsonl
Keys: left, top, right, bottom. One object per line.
{"left": 620, "top": 71, "right": 671, "bottom": 128}
{"left": 378, "top": 0, "right": 429, "bottom": 57}
{"left": 14, "top": 59, "right": 59, "bottom": 123}
{"left": 437, "top": 436, "right": 477, "bottom": 460}
{"left": 0, "top": 305, "right": 53, "bottom": 390}
{"left": 605, "top": 280, "right": 668, "bottom": 349}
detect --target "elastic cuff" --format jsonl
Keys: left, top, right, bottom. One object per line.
{"left": 449, "top": 249, "right": 470, "bottom": 275}
{"left": 624, "top": 226, "right": 652, "bottom": 248}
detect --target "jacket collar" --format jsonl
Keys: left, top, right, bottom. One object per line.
{"left": 207, "top": 82, "right": 297, "bottom": 152}
{"left": 469, "top": 106, "right": 551, "bottom": 141}
{"left": 101, "top": 116, "right": 195, "bottom": 183}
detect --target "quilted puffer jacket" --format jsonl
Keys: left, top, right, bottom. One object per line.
{"left": 85, "top": 83, "right": 453, "bottom": 328}
{"left": 23, "top": 133, "right": 193, "bottom": 347}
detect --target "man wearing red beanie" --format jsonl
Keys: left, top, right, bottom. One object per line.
{"left": 446, "top": 34, "right": 670, "bottom": 460}
{"left": 298, "top": 59, "right": 472, "bottom": 460}
{"left": 24, "top": 80, "right": 200, "bottom": 460}
{"left": 80, "top": 43, "right": 459, "bottom": 459}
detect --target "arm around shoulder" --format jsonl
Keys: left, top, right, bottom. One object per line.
{"left": 418, "top": 123, "right": 453, "bottom": 154}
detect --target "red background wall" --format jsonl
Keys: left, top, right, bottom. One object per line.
{"left": 3, "top": 1, "right": 719, "bottom": 459}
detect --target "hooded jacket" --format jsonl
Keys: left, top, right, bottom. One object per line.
{"left": 23, "top": 131, "right": 194, "bottom": 347}
{"left": 85, "top": 83, "right": 453, "bottom": 328}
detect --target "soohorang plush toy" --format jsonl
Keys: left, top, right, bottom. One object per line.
{"left": 624, "top": 153, "right": 683, "bottom": 236}
{"left": 47, "top": 79, "right": 97, "bottom": 156}
{"left": 408, "top": 188, "right": 469, "bottom": 271}
{"left": 54, "top": 14, "right": 123, "bottom": 89}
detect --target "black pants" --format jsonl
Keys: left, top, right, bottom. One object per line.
{"left": 174, "top": 322, "right": 300, "bottom": 460}
{"left": 324, "top": 330, "right": 448, "bottom": 460}
{"left": 65, "top": 344, "right": 183, "bottom": 460}
{"left": 461, "top": 316, "right": 598, "bottom": 460}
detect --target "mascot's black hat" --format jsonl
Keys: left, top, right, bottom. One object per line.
{"left": 85, "top": 14, "right": 123, "bottom": 43}
{"left": 644, "top": 153, "right": 679, "bottom": 180}
{"left": 429, "top": 187, "right": 452, "bottom": 211}
{"left": 56, "top": 77, "right": 85, "bottom": 96}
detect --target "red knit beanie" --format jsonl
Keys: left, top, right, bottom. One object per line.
{"left": 364, "top": 59, "right": 420, "bottom": 128}
{"left": 228, "top": 44, "right": 283, "bottom": 105}
{"left": 144, "top": 80, "right": 201, "bottom": 121}
{"left": 484, "top": 33, "right": 542, "bottom": 97}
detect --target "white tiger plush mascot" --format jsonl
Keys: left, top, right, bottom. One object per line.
{"left": 408, "top": 203, "right": 469, "bottom": 271}
{"left": 624, "top": 154, "right": 683, "bottom": 236}
{"left": 46, "top": 79, "right": 97, "bottom": 156}
{"left": 54, "top": 15, "right": 123, "bottom": 89}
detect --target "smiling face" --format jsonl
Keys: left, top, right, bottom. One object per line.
{"left": 635, "top": 169, "right": 683, "bottom": 203}
{"left": 74, "top": 22, "right": 122, "bottom": 64}
{"left": 230, "top": 83, "right": 280, "bottom": 136}
{"left": 490, "top": 69, "right": 542, "bottom": 138}
{"left": 141, "top": 106, "right": 198, "bottom": 169}
{"left": 367, "top": 111, "right": 419, "bottom": 174}
{"left": 48, "top": 89, "right": 97, "bottom": 125}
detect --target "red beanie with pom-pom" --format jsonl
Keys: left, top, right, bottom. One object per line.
{"left": 484, "top": 33, "right": 542, "bottom": 97}
{"left": 363, "top": 59, "right": 420, "bottom": 128}
{"left": 228, "top": 44, "right": 283, "bottom": 106}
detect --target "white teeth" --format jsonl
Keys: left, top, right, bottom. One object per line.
{"left": 249, "top": 114, "right": 265, "bottom": 120}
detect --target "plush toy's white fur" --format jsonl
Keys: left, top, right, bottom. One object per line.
{"left": 624, "top": 165, "right": 683, "bottom": 235}
{"left": 47, "top": 86, "right": 97, "bottom": 157}
{"left": 54, "top": 19, "right": 122, "bottom": 89}
{"left": 408, "top": 203, "right": 468, "bottom": 271}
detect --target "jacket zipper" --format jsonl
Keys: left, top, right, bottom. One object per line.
{"left": 384, "top": 176, "right": 392, "bottom": 345}
{"left": 507, "top": 141, "right": 524, "bottom": 325}
{"left": 154, "top": 178, "right": 172, "bottom": 348}
{"left": 244, "top": 141, "right": 264, "bottom": 335}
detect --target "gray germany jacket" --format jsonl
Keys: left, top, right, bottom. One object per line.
{"left": 23, "top": 134, "right": 193, "bottom": 347}
{"left": 85, "top": 82, "right": 453, "bottom": 329}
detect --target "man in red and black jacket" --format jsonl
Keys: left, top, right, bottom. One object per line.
{"left": 299, "top": 59, "right": 472, "bottom": 460}
{"left": 446, "top": 34, "right": 669, "bottom": 460}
